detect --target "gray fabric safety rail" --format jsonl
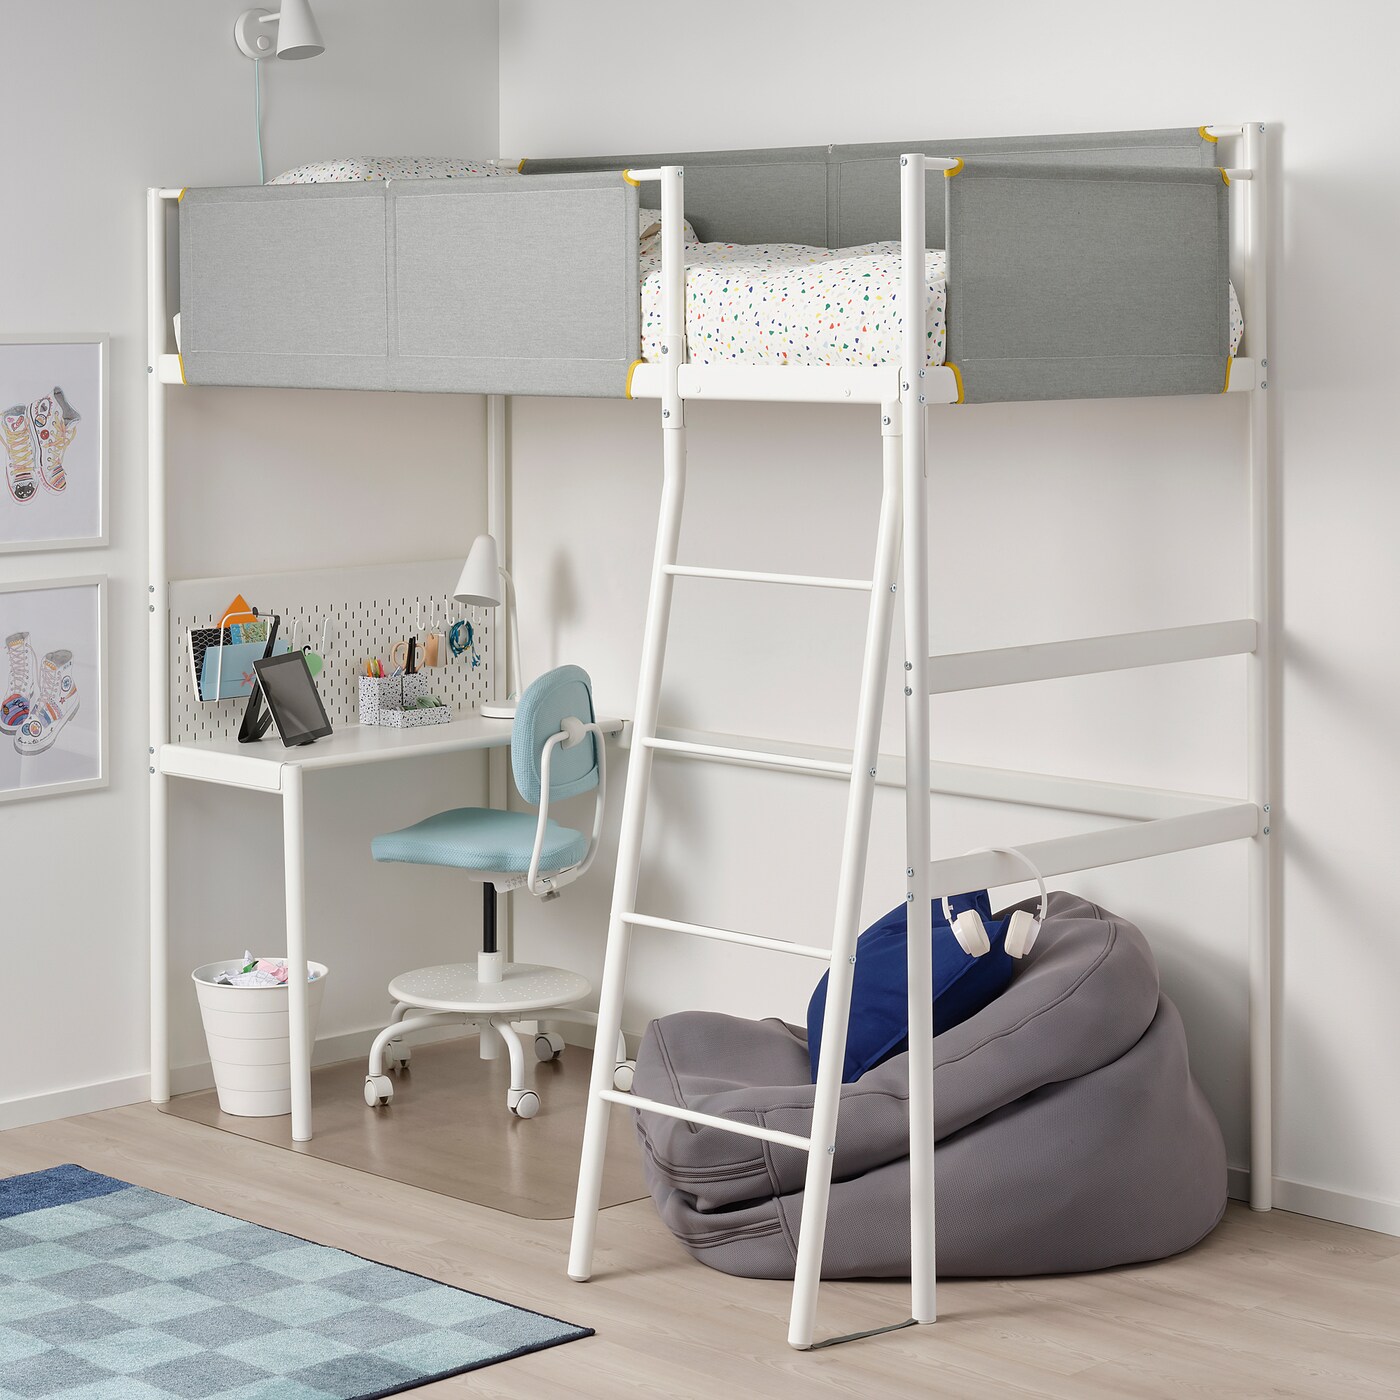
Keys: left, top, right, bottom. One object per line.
{"left": 178, "top": 173, "right": 640, "bottom": 397}
{"left": 944, "top": 161, "right": 1232, "bottom": 402}
{"left": 175, "top": 127, "right": 1229, "bottom": 403}
{"left": 524, "top": 126, "right": 1217, "bottom": 248}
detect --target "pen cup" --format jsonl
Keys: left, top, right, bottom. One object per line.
{"left": 359, "top": 675, "right": 403, "bottom": 725}
{"left": 359, "top": 674, "right": 444, "bottom": 726}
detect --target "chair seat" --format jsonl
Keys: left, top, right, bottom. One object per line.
{"left": 388, "top": 961, "right": 592, "bottom": 1013}
{"left": 371, "top": 806, "right": 587, "bottom": 874}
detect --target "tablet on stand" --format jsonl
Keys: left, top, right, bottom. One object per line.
{"left": 250, "top": 651, "right": 334, "bottom": 747}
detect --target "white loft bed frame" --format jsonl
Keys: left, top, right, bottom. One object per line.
{"left": 565, "top": 125, "right": 1273, "bottom": 1351}
{"left": 146, "top": 122, "right": 1272, "bottom": 1354}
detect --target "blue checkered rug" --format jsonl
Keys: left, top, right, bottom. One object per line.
{"left": 0, "top": 1164, "right": 592, "bottom": 1398}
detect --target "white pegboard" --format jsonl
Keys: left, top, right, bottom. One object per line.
{"left": 167, "top": 559, "right": 493, "bottom": 745}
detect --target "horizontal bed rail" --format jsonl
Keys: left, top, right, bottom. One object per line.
{"left": 162, "top": 350, "right": 1252, "bottom": 399}
{"left": 926, "top": 803, "right": 1259, "bottom": 898}
{"left": 646, "top": 725, "right": 1242, "bottom": 822}
{"left": 627, "top": 363, "right": 924, "bottom": 404}
{"left": 599, "top": 1089, "right": 813, "bottom": 1153}
{"left": 928, "top": 619, "right": 1257, "bottom": 693}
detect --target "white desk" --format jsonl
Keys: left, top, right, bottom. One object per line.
{"left": 152, "top": 714, "right": 623, "bottom": 1141}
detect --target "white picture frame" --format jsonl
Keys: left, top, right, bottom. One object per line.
{"left": 0, "top": 334, "right": 108, "bottom": 553}
{"left": 0, "top": 575, "right": 107, "bottom": 803}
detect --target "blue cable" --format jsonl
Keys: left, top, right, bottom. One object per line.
{"left": 449, "top": 620, "right": 479, "bottom": 668}
{"left": 254, "top": 61, "right": 266, "bottom": 185}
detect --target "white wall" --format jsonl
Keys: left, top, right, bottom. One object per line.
{"left": 499, "top": 0, "right": 1400, "bottom": 1228}
{"left": 0, "top": 0, "right": 500, "bottom": 1126}
{"left": 5, "top": 0, "right": 1396, "bottom": 1238}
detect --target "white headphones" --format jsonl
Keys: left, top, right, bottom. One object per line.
{"left": 941, "top": 846, "right": 1048, "bottom": 960}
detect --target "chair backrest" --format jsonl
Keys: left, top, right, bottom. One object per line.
{"left": 510, "top": 664, "right": 599, "bottom": 807}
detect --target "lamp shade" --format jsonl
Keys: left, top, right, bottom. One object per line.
{"left": 275, "top": 0, "right": 324, "bottom": 58}
{"left": 455, "top": 534, "right": 502, "bottom": 608}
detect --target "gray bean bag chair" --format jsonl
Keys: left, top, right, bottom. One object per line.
{"left": 630, "top": 893, "right": 1226, "bottom": 1279}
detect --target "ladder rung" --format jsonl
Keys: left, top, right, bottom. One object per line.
{"left": 623, "top": 912, "right": 833, "bottom": 960}
{"left": 600, "top": 1089, "right": 813, "bottom": 1152}
{"left": 643, "top": 736, "right": 853, "bottom": 775}
{"left": 666, "top": 564, "right": 873, "bottom": 592}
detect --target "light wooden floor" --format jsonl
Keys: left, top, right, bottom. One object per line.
{"left": 3, "top": 1106, "right": 1399, "bottom": 1399}
{"left": 159, "top": 1038, "right": 648, "bottom": 1219}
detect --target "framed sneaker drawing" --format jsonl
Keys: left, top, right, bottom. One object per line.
{"left": 0, "top": 576, "right": 106, "bottom": 803}
{"left": 0, "top": 334, "right": 108, "bottom": 553}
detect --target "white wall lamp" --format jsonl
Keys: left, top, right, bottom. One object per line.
{"left": 455, "top": 535, "right": 525, "bottom": 721}
{"left": 235, "top": 0, "right": 325, "bottom": 60}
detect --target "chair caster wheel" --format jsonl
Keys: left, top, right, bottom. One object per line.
{"left": 365, "top": 1075, "right": 393, "bottom": 1107}
{"left": 508, "top": 1089, "right": 540, "bottom": 1119}
{"left": 386, "top": 1042, "right": 411, "bottom": 1073}
{"left": 613, "top": 1060, "right": 636, "bottom": 1092}
{"left": 534, "top": 1032, "right": 565, "bottom": 1062}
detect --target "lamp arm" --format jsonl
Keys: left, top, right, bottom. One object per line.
{"left": 499, "top": 566, "right": 522, "bottom": 703}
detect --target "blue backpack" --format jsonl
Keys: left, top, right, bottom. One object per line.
{"left": 807, "top": 890, "right": 1015, "bottom": 1083}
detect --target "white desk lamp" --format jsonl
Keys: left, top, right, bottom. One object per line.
{"left": 455, "top": 534, "right": 523, "bottom": 720}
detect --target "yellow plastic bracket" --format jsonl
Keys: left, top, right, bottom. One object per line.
{"left": 1219, "top": 167, "right": 1231, "bottom": 186}
{"left": 1222, "top": 357, "right": 1232, "bottom": 393}
{"left": 1199, "top": 126, "right": 1219, "bottom": 144}
{"left": 946, "top": 361, "right": 965, "bottom": 403}
{"left": 177, "top": 355, "right": 187, "bottom": 386}
{"left": 624, "top": 358, "right": 644, "bottom": 398}
{"left": 944, "top": 158, "right": 965, "bottom": 179}
{"left": 516, "top": 158, "right": 527, "bottom": 173}
{"left": 622, "top": 170, "right": 641, "bottom": 187}
{"left": 177, "top": 188, "right": 187, "bottom": 202}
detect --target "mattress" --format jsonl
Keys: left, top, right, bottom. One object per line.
{"left": 641, "top": 230, "right": 1245, "bottom": 371}
{"left": 268, "top": 164, "right": 1244, "bottom": 374}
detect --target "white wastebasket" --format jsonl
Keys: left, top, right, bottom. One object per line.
{"left": 192, "top": 959, "right": 328, "bottom": 1117}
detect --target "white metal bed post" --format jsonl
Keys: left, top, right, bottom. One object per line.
{"left": 485, "top": 392, "right": 512, "bottom": 1045}
{"left": 147, "top": 188, "right": 177, "bottom": 1107}
{"left": 900, "top": 153, "right": 938, "bottom": 1326}
{"left": 1244, "top": 123, "right": 1274, "bottom": 1211}
{"left": 568, "top": 164, "right": 690, "bottom": 1281}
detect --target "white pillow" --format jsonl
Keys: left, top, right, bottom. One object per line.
{"left": 638, "top": 207, "right": 698, "bottom": 245}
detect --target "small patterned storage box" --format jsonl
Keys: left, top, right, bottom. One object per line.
{"left": 358, "top": 675, "right": 452, "bottom": 728}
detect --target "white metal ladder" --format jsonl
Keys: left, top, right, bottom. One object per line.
{"left": 567, "top": 414, "right": 903, "bottom": 1349}
{"left": 567, "top": 164, "right": 911, "bottom": 1354}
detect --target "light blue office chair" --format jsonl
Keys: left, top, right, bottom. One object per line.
{"left": 364, "top": 665, "right": 631, "bottom": 1119}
